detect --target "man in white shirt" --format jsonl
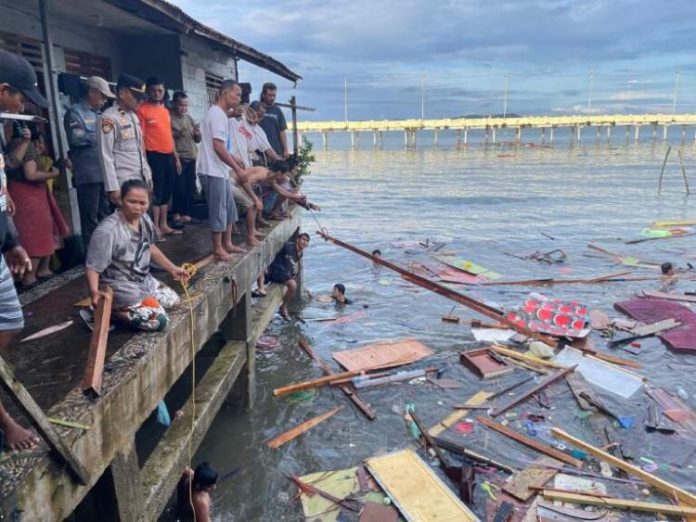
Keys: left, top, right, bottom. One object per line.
{"left": 196, "top": 80, "right": 251, "bottom": 260}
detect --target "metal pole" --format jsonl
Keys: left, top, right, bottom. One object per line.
{"left": 420, "top": 74, "right": 425, "bottom": 121}
{"left": 588, "top": 70, "right": 594, "bottom": 110}
{"left": 673, "top": 68, "right": 680, "bottom": 115}
{"left": 503, "top": 74, "right": 510, "bottom": 118}
{"left": 344, "top": 76, "right": 348, "bottom": 124}
{"left": 290, "top": 95, "right": 299, "bottom": 156}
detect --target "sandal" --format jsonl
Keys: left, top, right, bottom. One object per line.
{"left": 251, "top": 289, "right": 267, "bottom": 298}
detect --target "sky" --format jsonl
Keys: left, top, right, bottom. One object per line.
{"left": 170, "top": 0, "right": 696, "bottom": 121}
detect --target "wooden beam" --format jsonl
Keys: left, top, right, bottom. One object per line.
{"left": 266, "top": 406, "right": 344, "bottom": 449}
{"left": 541, "top": 490, "right": 696, "bottom": 516}
{"left": 297, "top": 339, "right": 376, "bottom": 420}
{"left": 477, "top": 416, "right": 583, "bottom": 468}
{"left": 428, "top": 390, "right": 492, "bottom": 437}
{"left": 0, "top": 355, "right": 88, "bottom": 484}
{"left": 491, "top": 366, "right": 576, "bottom": 417}
{"left": 82, "top": 286, "right": 113, "bottom": 398}
{"left": 274, "top": 369, "right": 372, "bottom": 397}
{"left": 551, "top": 428, "right": 696, "bottom": 506}
{"left": 490, "top": 345, "right": 568, "bottom": 369}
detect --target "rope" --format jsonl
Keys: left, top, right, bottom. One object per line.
{"left": 180, "top": 262, "right": 198, "bottom": 521}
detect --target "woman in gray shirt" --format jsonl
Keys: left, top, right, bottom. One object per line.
{"left": 85, "top": 179, "right": 189, "bottom": 331}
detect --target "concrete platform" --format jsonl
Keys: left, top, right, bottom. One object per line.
{"left": 0, "top": 208, "right": 301, "bottom": 520}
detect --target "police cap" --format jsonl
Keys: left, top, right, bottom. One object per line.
{"left": 0, "top": 50, "right": 48, "bottom": 108}
{"left": 116, "top": 73, "right": 146, "bottom": 100}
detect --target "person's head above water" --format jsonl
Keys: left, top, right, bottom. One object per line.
{"left": 372, "top": 249, "right": 382, "bottom": 257}
{"left": 332, "top": 283, "right": 351, "bottom": 304}
{"left": 193, "top": 462, "right": 218, "bottom": 491}
{"left": 333, "top": 283, "right": 346, "bottom": 296}
{"left": 661, "top": 262, "right": 674, "bottom": 275}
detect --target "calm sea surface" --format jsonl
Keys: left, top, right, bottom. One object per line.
{"left": 175, "top": 136, "right": 696, "bottom": 521}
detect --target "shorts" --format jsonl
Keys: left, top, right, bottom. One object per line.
{"left": 0, "top": 257, "right": 23, "bottom": 331}
{"left": 231, "top": 184, "right": 254, "bottom": 214}
{"left": 263, "top": 191, "right": 280, "bottom": 215}
{"left": 200, "top": 175, "right": 238, "bottom": 232}
{"left": 147, "top": 151, "right": 176, "bottom": 206}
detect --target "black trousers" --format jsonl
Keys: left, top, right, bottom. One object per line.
{"left": 171, "top": 158, "right": 196, "bottom": 216}
{"left": 76, "top": 182, "right": 110, "bottom": 246}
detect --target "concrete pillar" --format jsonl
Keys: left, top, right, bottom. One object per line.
{"left": 576, "top": 126, "right": 582, "bottom": 142}
{"left": 372, "top": 130, "right": 377, "bottom": 148}
{"left": 404, "top": 130, "right": 408, "bottom": 148}
{"left": 491, "top": 128, "right": 496, "bottom": 144}
{"left": 463, "top": 127, "right": 469, "bottom": 146}
{"left": 634, "top": 125, "right": 640, "bottom": 142}
{"left": 219, "top": 291, "right": 254, "bottom": 407}
{"left": 550, "top": 127, "right": 555, "bottom": 143}
{"left": 321, "top": 131, "right": 328, "bottom": 149}
{"left": 663, "top": 124, "right": 669, "bottom": 141}
{"left": 110, "top": 436, "right": 142, "bottom": 522}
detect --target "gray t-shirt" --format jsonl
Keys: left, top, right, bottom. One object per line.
{"left": 259, "top": 104, "right": 287, "bottom": 156}
{"left": 86, "top": 211, "right": 158, "bottom": 308}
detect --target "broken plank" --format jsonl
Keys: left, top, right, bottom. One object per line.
{"left": 274, "top": 369, "right": 372, "bottom": 397}
{"left": 631, "top": 317, "right": 681, "bottom": 336}
{"left": 333, "top": 338, "right": 433, "bottom": 372}
{"left": 541, "top": 490, "right": 696, "bottom": 516}
{"left": 298, "top": 339, "right": 376, "bottom": 420}
{"left": 365, "top": 448, "right": 480, "bottom": 522}
{"left": 0, "top": 355, "right": 89, "bottom": 484}
{"left": 641, "top": 291, "right": 696, "bottom": 303}
{"left": 82, "top": 286, "right": 113, "bottom": 398}
{"left": 503, "top": 457, "right": 559, "bottom": 501}
{"left": 491, "top": 366, "right": 576, "bottom": 417}
{"left": 551, "top": 428, "right": 696, "bottom": 506}
{"left": 267, "top": 406, "right": 344, "bottom": 449}
{"left": 490, "top": 345, "right": 568, "bottom": 370}
{"left": 478, "top": 416, "right": 583, "bottom": 469}
{"left": 566, "top": 373, "right": 596, "bottom": 410}
{"left": 431, "top": 435, "right": 516, "bottom": 474}
{"left": 428, "top": 390, "right": 492, "bottom": 437}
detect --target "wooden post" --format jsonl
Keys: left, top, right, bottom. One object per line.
{"left": 433, "top": 128, "right": 439, "bottom": 147}
{"left": 404, "top": 130, "right": 408, "bottom": 148}
{"left": 110, "top": 436, "right": 142, "bottom": 522}
{"left": 491, "top": 127, "right": 496, "bottom": 144}
{"left": 290, "top": 96, "right": 299, "bottom": 156}
{"left": 83, "top": 286, "right": 113, "bottom": 398}
{"left": 372, "top": 130, "right": 377, "bottom": 148}
{"left": 0, "top": 355, "right": 89, "bottom": 484}
{"left": 515, "top": 127, "right": 521, "bottom": 142}
{"left": 606, "top": 126, "right": 611, "bottom": 142}
{"left": 321, "top": 131, "right": 327, "bottom": 149}
{"left": 663, "top": 124, "right": 669, "bottom": 141}
{"left": 576, "top": 125, "right": 581, "bottom": 142}
{"left": 549, "top": 126, "right": 555, "bottom": 143}
{"left": 634, "top": 124, "right": 640, "bottom": 142}
{"left": 463, "top": 127, "right": 468, "bottom": 146}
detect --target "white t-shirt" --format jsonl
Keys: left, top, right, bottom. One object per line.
{"left": 228, "top": 117, "right": 250, "bottom": 169}
{"left": 196, "top": 105, "right": 230, "bottom": 178}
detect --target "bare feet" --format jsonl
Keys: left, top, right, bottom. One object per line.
{"left": 213, "top": 248, "right": 232, "bottom": 262}
{"left": 2, "top": 413, "right": 40, "bottom": 451}
{"left": 279, "top": 305, "right": 290, "bottom": 320}
{"left": 223, "top": 242, "right": 246, "bottom": 254}
{"left": 247, "top": 236, "right": 263, "bottom": 247}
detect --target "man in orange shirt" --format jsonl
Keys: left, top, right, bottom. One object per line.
{"left": 138, "top": 76, "right": 181, "bottom": 237}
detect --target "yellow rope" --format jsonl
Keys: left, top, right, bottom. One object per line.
{"left": 180, "top": 262, "right": 197, "bottom": 521}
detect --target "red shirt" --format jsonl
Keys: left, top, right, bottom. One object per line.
{"left": 137, "top": 102, "right": 175, "bottom": 154}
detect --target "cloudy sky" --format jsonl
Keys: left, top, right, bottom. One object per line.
{"left": 171, "top": 0, "right": 696, "bottom": 121}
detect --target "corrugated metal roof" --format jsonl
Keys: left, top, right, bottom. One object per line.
{"left": 104, "top": 0, "right": 302, "bottom": 82}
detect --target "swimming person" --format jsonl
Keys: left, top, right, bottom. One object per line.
{"left": 177, "top": 462, "right": 218, "bottom": 522}
{"left": 85, "top": 179, "right": 190, "bottom": 331}
{"left": 332, "top": 283, "right": 352, "bottom": 304}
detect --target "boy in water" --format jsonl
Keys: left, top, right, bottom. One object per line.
{"left": 177, "top": 462, "right": 218, "bottom": 522}
{"left": 332, "top": 283, "right": 351, "bottom": 305}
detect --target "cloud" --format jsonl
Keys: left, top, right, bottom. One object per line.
{"left": 170, "top": 0, "right": 696, "bottom": 119}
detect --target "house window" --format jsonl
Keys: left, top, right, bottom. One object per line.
{"left": 63, "top": 48, "right": 112, "bottom": 79}
{"left": 205, "top": 71, "right": 224, "bottom": 105}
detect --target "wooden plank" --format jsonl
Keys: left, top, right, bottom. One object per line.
{"left": 565, "top": 373, "right": 595, "bottom": 410}
{"left": 490, "top": 345, "right": 568, "bottom": 370}
{"left": 273, "top": 371, "right": 366, "bottom": 397}
{"left": 431, "top": 435, "right": 516, "bottom": 474}
{"left": 0, "top": 355, "right": 89, "bottom": 484}
{"left": 266, "top": 406, "right": 344, "bottom": 449}
{"left": 641, "top": 291, "right": 696, "bottom": 303}
{"left": 82, "top": 286, "right": 113, "bottom": 398}
{"left": 503, "top": 457, "right": 559, "bottom": 501}
{"left": 491, "top": 366, "right": 576, "bottom": 417}
{"left": 333, "top": 338, "right": 433, "bottom": 372}
{"left": 477, "top": 417, "right": 583, "bottom": 468}
{"left": 365, "top": 448, "right": 480, "bottom": 522}
{"left": 298, "top": 339, "right": 376, "bottom": 420}
{"left": 551, "top": 428, "right": 696, "bottom": 506}
{"left": 541, "top": 490, "right": 696, "bottom": 516}
{"left": 428, "top": 390, "right": 492, "bottom": 437}
{"left": 631, "top": 317, "right": 681, "bottom": 336}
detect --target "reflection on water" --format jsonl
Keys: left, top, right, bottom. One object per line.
{"left": 185, "top": 143, "right": 696, "bottom": 521}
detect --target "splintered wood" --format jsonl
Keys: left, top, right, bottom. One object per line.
{"left": 333, "top": 338, "right": 433, "bottom": 372}
{"left": 503, "top": 457, "right": 560, "bottom": 501}
{"left": 266, "top": 406, "right": 343, "bottom": 449}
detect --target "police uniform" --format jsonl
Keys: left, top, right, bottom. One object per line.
{"left": 97, "top": 77, "right": 152, "bottom": 195}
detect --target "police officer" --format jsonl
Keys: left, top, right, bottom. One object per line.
{"left": 97, "top": 73, "right": 152, "bottom": 207}
{"left": 64, "top": 76, "right": 114, "bottom": 243}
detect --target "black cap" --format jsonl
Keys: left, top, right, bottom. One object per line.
{"left": 0, "top": 50, "right": 48, "bottom": 108}
{"left": 116, "top": 73, "right": 146, "bottom": 99}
